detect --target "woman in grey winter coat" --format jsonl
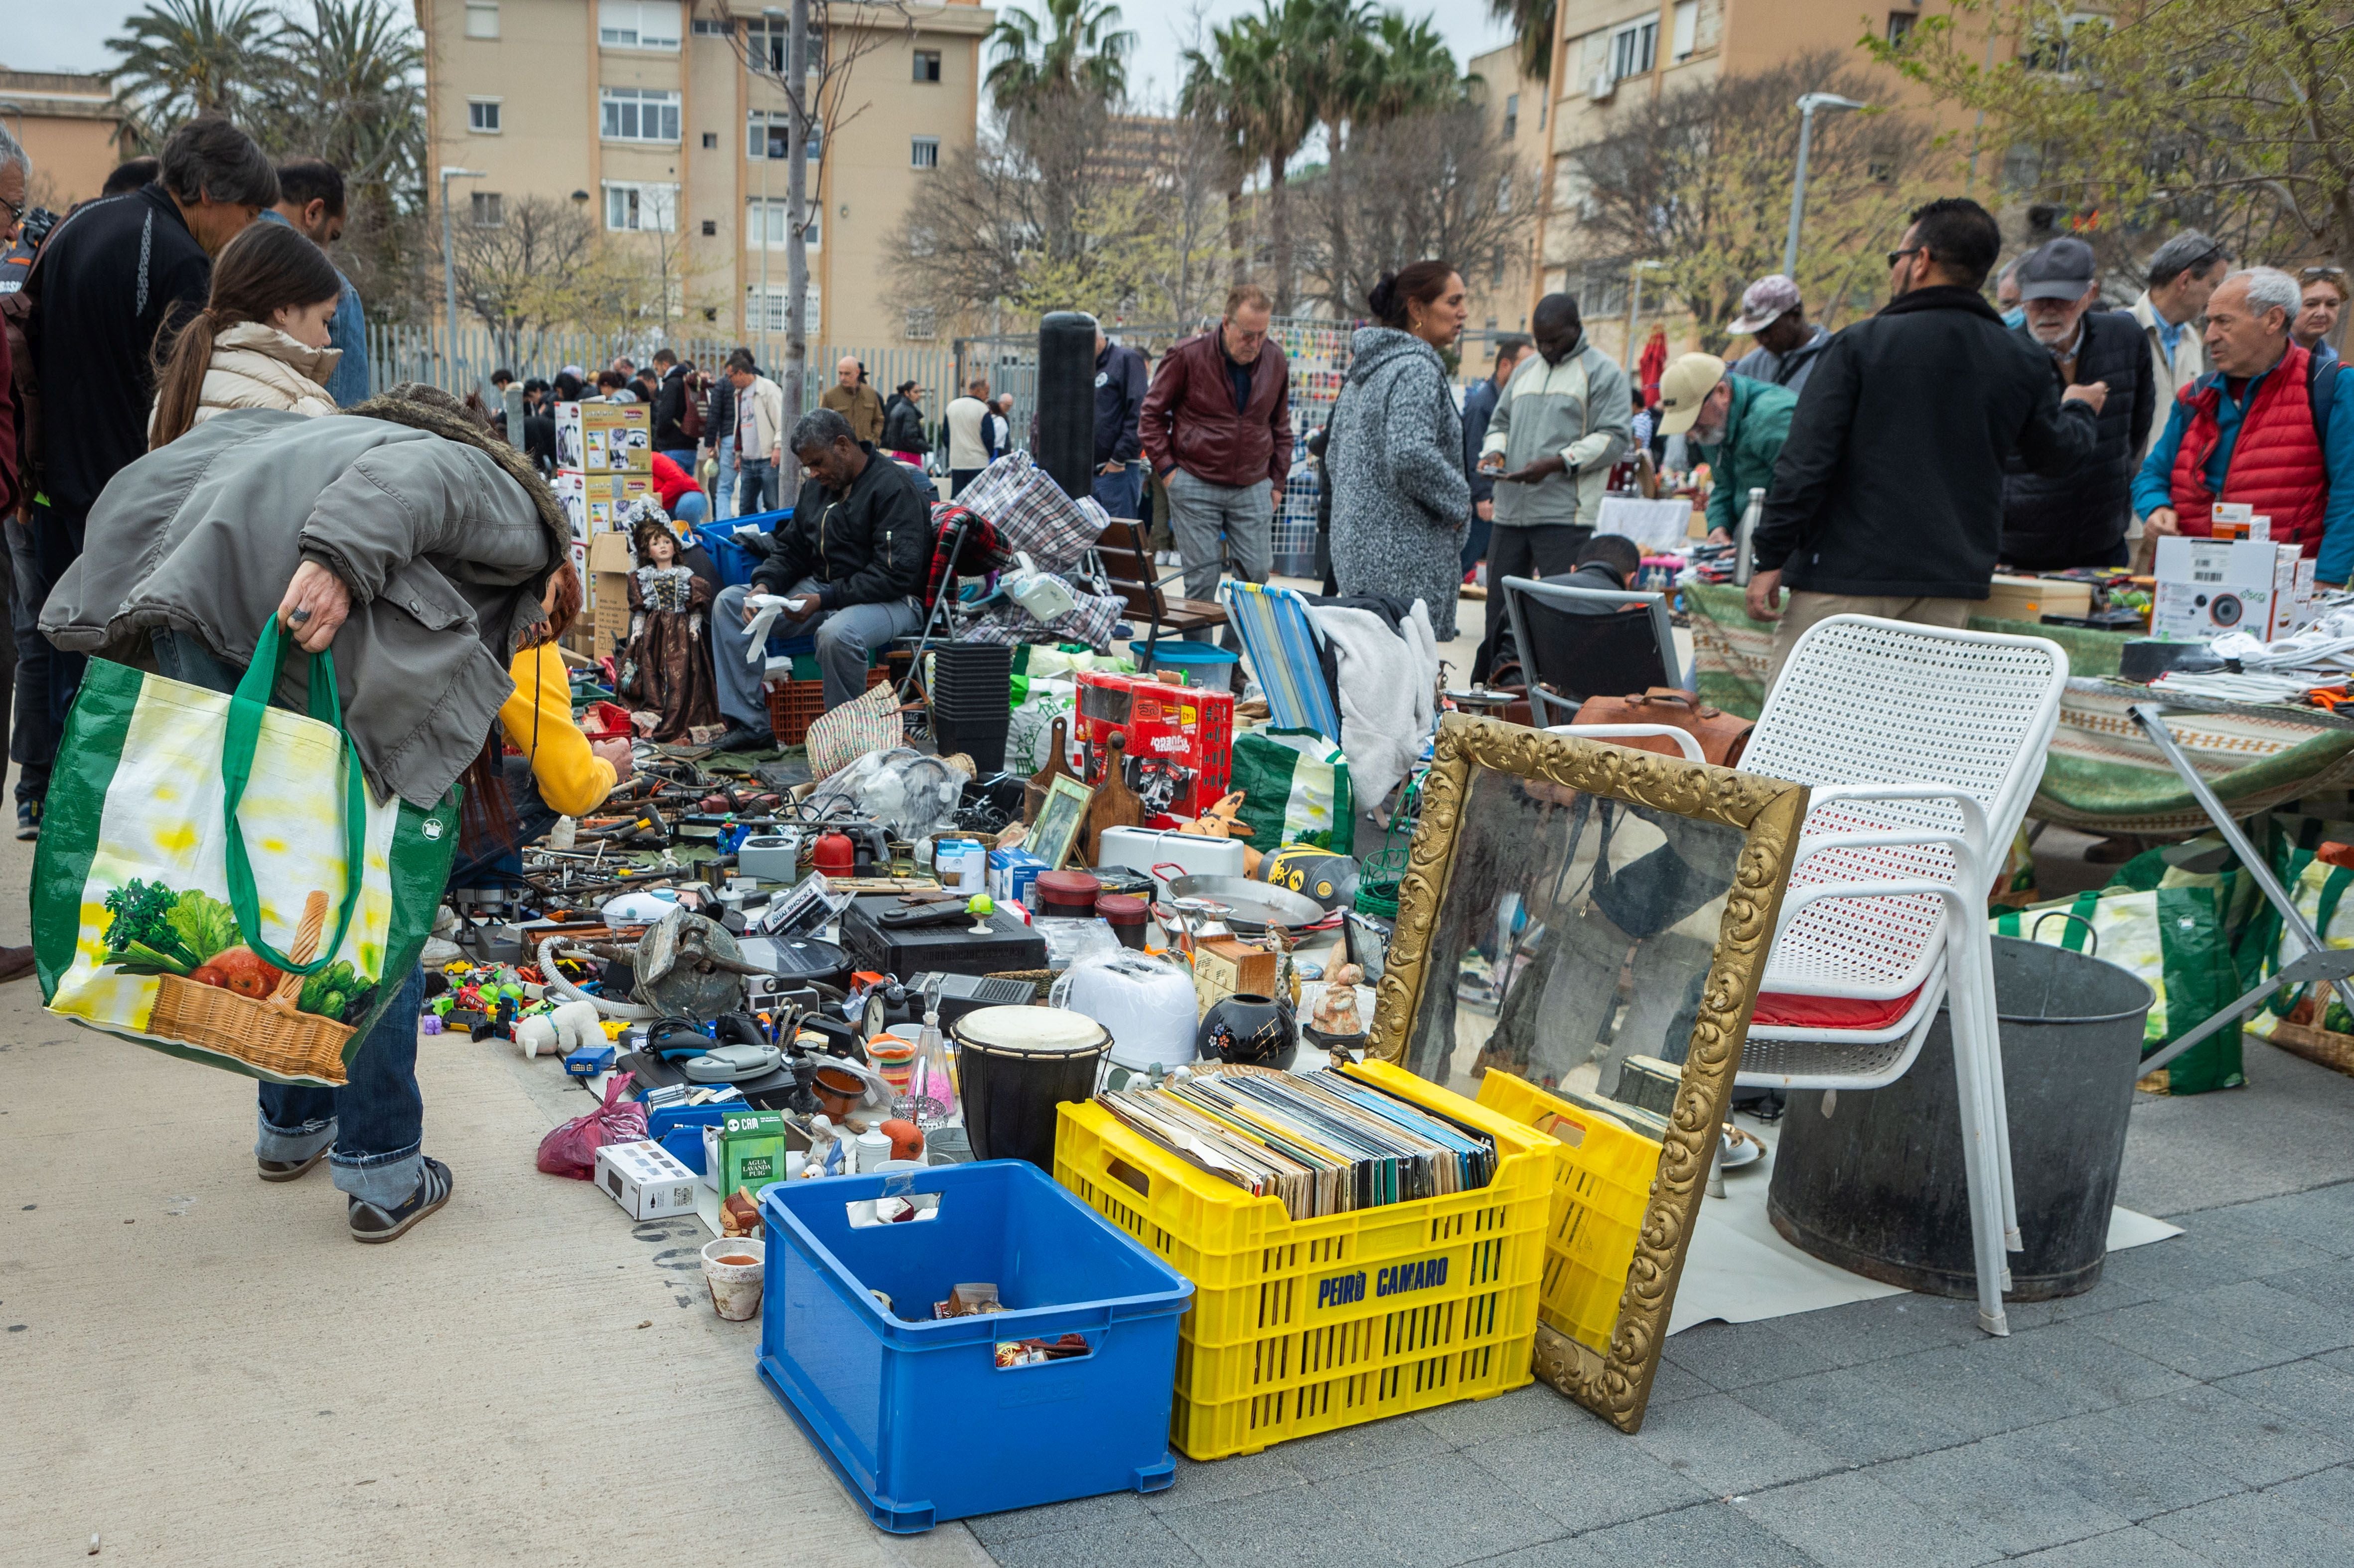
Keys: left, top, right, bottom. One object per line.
{"left": 1326, "top": 262, "right": 1473, "bottom": 639}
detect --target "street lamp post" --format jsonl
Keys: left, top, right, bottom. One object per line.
{"left": 439, "top": 165, "right": 487, "bottom": 388}
{"left": 1782, "top": 94, "right": 1866, "bottom": 279}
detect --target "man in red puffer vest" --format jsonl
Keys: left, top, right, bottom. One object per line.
{"left": 2138, "top": 266, "right": 2354, "bottom": 582}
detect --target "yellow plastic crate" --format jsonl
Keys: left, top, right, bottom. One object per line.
{"left": 1053, "top": 1060, "right": 1552, "bottom": 1458}
{"left": 1474, "top": 1071, "right": 1662, "bottom": 1355}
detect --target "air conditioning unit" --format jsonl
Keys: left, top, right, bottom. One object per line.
{"left": 1588, "top": 70, "right": 1617, "bottom": 102}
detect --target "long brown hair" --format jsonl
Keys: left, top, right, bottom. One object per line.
{"left": 514, "top": 560, "right": 583, "bottom": 651}
{"left": 150, "top": 221, "right": 342, "bottom": 449}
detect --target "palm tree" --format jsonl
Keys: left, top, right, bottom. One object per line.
{"left": 108, "top": 0, "right": 275, "bottom": 130}
{"left": 1180, "top": 47, "right": 1255, "bottom": 286}
{"left": 1488, "top": 0, "right": 1555, "bottom": 82}
{"left": 1196, "top": 0, "right": 1335, "bottom": 313}
{"left": 986, "top": 0, "right": 1137, "bottom": 115}
{"left": 266, "top": 0, "right": 425, "bottom": 190}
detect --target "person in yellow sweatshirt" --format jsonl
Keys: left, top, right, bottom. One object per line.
{"left": 453, "top": 562, "right": 628, "bottom": 883}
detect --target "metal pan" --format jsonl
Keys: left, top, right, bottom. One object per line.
{"left": 1159, "top": 874, "right": 1328, "bottom": 936}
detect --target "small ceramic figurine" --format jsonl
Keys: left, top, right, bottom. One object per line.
{"left": 1311, "top": 962, "right": 1366, "bottom": 1037}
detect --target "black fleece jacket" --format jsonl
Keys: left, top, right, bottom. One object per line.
{"left": 754, "top": 443, "right": 929, "bottom": 609}
{"left": 1753, "top": 285, "right": 2100, "bottom": 599}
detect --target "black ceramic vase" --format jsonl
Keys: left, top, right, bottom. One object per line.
{"left": 1200, "top": 993, "right": 1297, "bottom": 1068}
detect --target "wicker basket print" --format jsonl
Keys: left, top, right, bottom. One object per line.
{"left": 138, "top": 890, "right": 361, "bottom": 1082}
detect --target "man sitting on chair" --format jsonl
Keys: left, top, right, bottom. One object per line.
{"left": 711, "top": 409, "right": 929, "bottom": 749}
{"left": 1489, "top": 533, "right": 1644, "bottom": 684}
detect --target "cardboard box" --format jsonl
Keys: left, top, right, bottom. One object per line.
{"left": 553, "top": 401, "right": 652, "bottom": 474}
{"left": 595, "top": 1139, "right": 701, "bottom": 1219}
{"left": 716, "top": 1109, "right": 789, "bottom": 1197}
{"left": 1981, "top": 574, "right": 2094, "bottom": 624}
{"left": 2152, "top": 537, "right": 2281, "bottom": 642}
{"left": 587, "top": 529, "right": 637, "bottom": 650}
{"left": 1073, "top": 673, "right": 1234, "bottom": 817}
{"left": 554, "top": 469, "right": 655, "bottom": 542}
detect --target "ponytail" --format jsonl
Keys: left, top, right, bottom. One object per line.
{"left": 149, "top": 307, "right": 223, "bottom": 449}
{"left": 1367, "top": 259, "right": 1459, "bottom": 331}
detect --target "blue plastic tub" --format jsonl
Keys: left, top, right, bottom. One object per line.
{"left": 758, "top": 1160, "right": 1193, "bottom": 1532}
{"left": 1130, "top": 640, "right": 1240, "bottom": 692}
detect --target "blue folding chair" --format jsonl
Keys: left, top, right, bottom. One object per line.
{"left": 1219, "top": 580, "right": 1343, "bottom": 742}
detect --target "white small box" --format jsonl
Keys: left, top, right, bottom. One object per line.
{"left": 595, "top": 1139, "right": 700, "bottom": 1219}
{"left": 2152, "top": 537, "right": 2283, "bottom": 642}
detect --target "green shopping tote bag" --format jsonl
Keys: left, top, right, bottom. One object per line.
{"left": 32, "top": 619, "right": 460, "bottom": 1086}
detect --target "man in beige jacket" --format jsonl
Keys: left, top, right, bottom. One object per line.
{"left": 2126, "top": 231, "right": 2231, "bottom": 568}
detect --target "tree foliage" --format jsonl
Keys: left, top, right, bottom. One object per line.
{"left": 1565, "top": 52, "right": 1936, "bottom": 352}
{"left": 986, "top": 0, "right": 1135, "bottom": 112}
{"left": 1297, "top": 104, "right": 1532, "bottom": 319}
{"left": 1870, "top": 0, "right": 2354, "bottom": 268}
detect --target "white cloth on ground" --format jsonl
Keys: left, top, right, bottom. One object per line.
{"left": 1308, "top": 599, "right": 1438, "bottom": 813}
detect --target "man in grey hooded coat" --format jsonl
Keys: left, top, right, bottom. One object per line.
{"left": 42, "top": 386, "right": 568, "bottom": 1244}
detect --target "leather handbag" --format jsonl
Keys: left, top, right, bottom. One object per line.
{"left": 1570, "top": 687, "right": 1753, "bottom": 767}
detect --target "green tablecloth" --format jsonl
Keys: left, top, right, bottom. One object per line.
{"left": 1684, "top": 581, "right": 2354, "bottom": 833}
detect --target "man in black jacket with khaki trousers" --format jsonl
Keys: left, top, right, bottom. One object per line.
{"left": 1748, "top": 198, "right": 2107, "bottom": 689}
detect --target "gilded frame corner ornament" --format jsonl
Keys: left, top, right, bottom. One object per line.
{"left": 1366, "top": 715, "right": 1808, "bottom": 1433}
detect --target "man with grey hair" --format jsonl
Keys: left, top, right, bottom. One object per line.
{"left": 2131, "top": 231, "right": 2232, "bottom": 444}
{"left": 709, "top": 405, "right": 929, "bottom": 745}
{"left": 2136, "top": 265, "right": 2354, "bottom": 582}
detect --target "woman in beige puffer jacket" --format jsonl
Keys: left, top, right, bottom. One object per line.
{"left": 150, "top": 220, "right": 346, "bottom": 447}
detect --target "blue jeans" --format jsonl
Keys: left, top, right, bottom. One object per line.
{"left": 7, "top": 517, "right": 50, "bottom": 808}
{"left": 26, "top": 501, "right": 85, "bottom": 743}
{"left": 715, "top": 437, "right": 738, "bottom": 520}
{"left": 150, "top": 627, "right": 432, "bottom": 1209}
{"left": 672, "top": 489, "right": 709, "bottom": 527}
{"left": 1092, "top": 462, "right": 1142, "bottom": 520}
{"left": 712, "top": 578, "right": 923, "bottom": 722}
{"left": 256, "top": 966, "right": 429, "bottom": 1207}
{"left": 738, "top": 457, "right": 782, "bottom": 516}
{"left": 660, "top": 447, "right": 698, "bottom": 473}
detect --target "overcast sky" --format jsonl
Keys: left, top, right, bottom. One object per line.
{"left": 11, "top": 0, "right": 1512, "bottom": 108}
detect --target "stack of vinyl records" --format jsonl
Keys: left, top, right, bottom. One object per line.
{"left": 1096, "top": 1065, "right": 1498, "bottom": 1221}
{"left": 929, "top": 643, "right": 1014, "bottom": 771}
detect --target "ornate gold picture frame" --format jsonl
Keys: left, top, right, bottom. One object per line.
{"left": 1364, "top": 715, "right": 1808, "bottom": 1432}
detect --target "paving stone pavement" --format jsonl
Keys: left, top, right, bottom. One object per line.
{"left": 967, "top": 1043, "right": 2354, "bottom": 1567}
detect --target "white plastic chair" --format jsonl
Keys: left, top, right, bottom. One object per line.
{"left": 1559, "top": 614, "right": 2067, "bottom": 1337}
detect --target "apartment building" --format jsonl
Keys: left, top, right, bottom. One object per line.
{"left": 1464, "top": 42, "right": 1548, "bottom": 355}
{"left": 0, "top": 69, "right": 142, "bottom": 209}
{"left": 1527, "top": 0, "right": 2014, "bottom": 329}
{"left": 418, "top": 0, "right": 991, "bottom": 348}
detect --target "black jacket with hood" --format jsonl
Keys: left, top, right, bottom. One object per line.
{"left": 754, "top": 442, "right": 930, "bottom": 610}
{"left": 1753, "top": 285, "right": 2100, "bottom": 599}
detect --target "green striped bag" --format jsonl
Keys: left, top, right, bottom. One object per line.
{"left": 1229, "top": 726, "right": 1353, "bottom": 854}
{"left": 32, "top": 621, "right": 459, "bottom": 1086}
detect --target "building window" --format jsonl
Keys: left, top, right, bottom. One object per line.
{"left": 598, "top": 0, "right": 680, "bottom": 50}
{"left": 464, "top": 1, "right": 498, "bottom": 38}
{"left": 746, "top": 284, "right": 821, "bottom": 336}
{"left": 470, "top": 190, "right": 504, "bottom": 226}
{"left": 2023, "top": 12, "right": 2103, "bottom": 73}
{"left": 913, "top": 49, "right": 942, "bottom": 82}
{"left": 743, "top": 18, "right": 825, "bottom": 74}
{"left": 1672, "top": 0, "right": 1698, "bottom": 59}
{"left": 1611, "top": 16, "right": 1657, "bottom": 81}
{"left": 910, "top": 136, "right": 940, "bottom": 170}
{"left": 1503, "top": 92, "right": 1518, "bottom": 139}
{"left": 601, "top": 87, "right": 680, "bottom": 143}
{"left": 1491, "top": 245, "right": 1507, "bottom": 286}
{"left": 1495, "top": 174, "right": 1512, "bottom": 214}
{"left": 1867, "top": 158, "right": 1896, "bottom": 184}
{"left": 603, "top": 180, "right": 678, "bottom": 231}
{"left": 467, "top": 98, "right": 501, "bottom": 133}
{"left": 702, "top": 218, "right": 717, "bottom": 235}
{"left": 905, "top": 307, "right": 937, "bottom": 340}
{"left": 747, "top": 110, "right": 820, "bottom": 161}
{"left": 690, "top": 15, "right": 731, "bottom": 33}
{"left": 1886, "top": 9, "right": 1915, "bottom": 44}
{"left": 745, "top": 197, "right": 819, "bottom": 251}
{"left": 702, "top": 131, "right": 718, "bottom": 148}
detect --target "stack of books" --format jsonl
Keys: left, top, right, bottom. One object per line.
{"left": 1096, "top": 1065, "right": 1497, "bottom": 1221}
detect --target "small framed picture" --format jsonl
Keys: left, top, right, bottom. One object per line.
{"left": 1029, "top": 774, "right": 1094, "bottom": 871}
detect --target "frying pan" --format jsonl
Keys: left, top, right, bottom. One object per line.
{"left": 1158, "top": 874, "right": 1328, "bottom": 936}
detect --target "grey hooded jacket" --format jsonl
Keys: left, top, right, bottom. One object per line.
{"left": 1325, "top": 327, "right": 1472, "bottom": 640}
{"left": 42, "top": 398, "right": 568, "bottom": 808}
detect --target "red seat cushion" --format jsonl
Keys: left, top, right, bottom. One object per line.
{"left": 1751, "top": 986, "right": 1924, "bottom": 1031}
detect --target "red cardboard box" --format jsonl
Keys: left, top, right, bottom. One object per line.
{"left": 1073, "top": 672, "right": 1233, "bottom": 818}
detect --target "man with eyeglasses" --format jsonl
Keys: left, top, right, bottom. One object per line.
{"left": 2297, "top": 267, "right": 2346, "bottom": 368}
{"left": 1746, "top": 198, "right": 2104, "bottom": 689}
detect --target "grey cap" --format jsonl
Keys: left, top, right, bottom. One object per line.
{"left": 2015, "top": 237, "right": 2096, "bottom": 302}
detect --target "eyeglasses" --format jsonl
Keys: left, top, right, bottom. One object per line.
{"left": 1886, "top": 246, "right": 1924, "bottom": 269}
{"left": 2303, "top": 266, "right": 2349, "bottom": 285}
{"left": 0, "top": 192, "right": 21, "bottom": 226}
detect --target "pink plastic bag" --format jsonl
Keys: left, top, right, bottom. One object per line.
{"left": 537, "top": 1072, "right": 647, "bottom": 1179}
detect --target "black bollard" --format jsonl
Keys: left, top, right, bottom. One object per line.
{"left": 1035, "top": 310, "right": 1096, "bottom": 501}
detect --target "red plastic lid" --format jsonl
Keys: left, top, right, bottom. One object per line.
{"left": 1034, "top": 870, "right": 1102, "bottom": 903}
{"left": 1096, "top": 893, "right": 1149, "bottom": 924}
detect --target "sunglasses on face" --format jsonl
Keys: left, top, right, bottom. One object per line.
{"left": 1886, "top": 246, "right": 1923, "bottom": 268}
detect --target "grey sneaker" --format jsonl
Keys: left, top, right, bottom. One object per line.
{"left": 348, "top": 1156, "right": 454, "bottom": 1243}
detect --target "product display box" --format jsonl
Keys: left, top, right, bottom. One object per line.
{"left": 2152, "top": 535, "right": 2298, "bottom": 642}
{"left": 553, "top": 401, "right": 652, "bottom": 475}
{"left": 1073, "top": 673, "right": 1234, "bottom": 818}
{"left": 595, "top": 1138, "right": 700, "bottom": 1219}
{"left": 554, "top": 469, "right": 655, "bottom": 543}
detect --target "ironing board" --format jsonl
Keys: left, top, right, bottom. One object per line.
{"left": 1220, "top": 581, "right": 1344, "bottom": 742}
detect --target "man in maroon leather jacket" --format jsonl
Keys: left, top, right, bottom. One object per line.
{"left": 1141, "top": 283, "right": 1293, "bottom": 613}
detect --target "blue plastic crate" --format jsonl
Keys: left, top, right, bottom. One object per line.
{"left": 758, "top": 1160, "right": 1193, "bottom": 1533}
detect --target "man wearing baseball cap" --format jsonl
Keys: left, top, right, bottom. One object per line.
{"left": 1726, "top": 275, "right": 1833, "bottom": 397}
{"left": 1656, "top": 353, "right": 1796, "bottom": 545}
{"left": 2000, "top": 237, "right": 2155, "bottom": 570}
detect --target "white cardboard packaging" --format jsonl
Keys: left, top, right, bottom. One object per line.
{"left": 595, "top": 1139, "right": 701, "bottom": 1219}
{"left": 2152, "top": 537, "right": 2282, "bottom": 642}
